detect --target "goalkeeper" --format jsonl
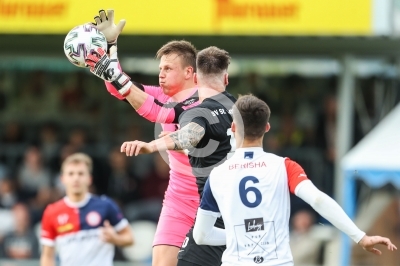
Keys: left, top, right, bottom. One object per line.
{"left": 86, "top": 10, "right": 201, "bottom": 266}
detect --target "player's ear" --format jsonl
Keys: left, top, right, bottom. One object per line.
{"left": 193, "top": 73, "right": 198, "bottom": 85}
{"left": 224, "top": 73, "right": 229, "bottom": 86}
{"left": 265, "top": 122, "right": 271, "bottom": 132}
{"left": 185, "top": 66, "right": 194, "bottom": 79}
{"left": 231, "top": 122, "right": 236, "bottom": 133}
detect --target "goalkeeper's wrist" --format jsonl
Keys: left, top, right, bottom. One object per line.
{"left": 107, "top": 42, "right": 117, "bottom": 54}
{"left": 111, "top": 72, "right": 132, "bottom": 99}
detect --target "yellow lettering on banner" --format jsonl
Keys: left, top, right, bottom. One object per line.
{"left": 0, "top": 0, "right": 371, "bottom": 35}
{"left": 0, "top": 0, "right": 66, "bottom": 17}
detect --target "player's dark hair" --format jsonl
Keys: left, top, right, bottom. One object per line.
{"left": 233, "top": 94, "right": 271, "bottom": 140}
{"left": 196, "top": 46, "right": 230, "bottom": 75}
{"left": 62, "top": 153, "right": 93, "bottom": 174}
{"left": 156, "top": 40, "right": 197, "bottom": 71}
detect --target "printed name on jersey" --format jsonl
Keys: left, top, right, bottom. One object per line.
{"left": 229, "top": 161, "right": 266, "bottom": 170}
{"left": 210, "top": 108, "right": 233, "bottom": 116}
{"left": 245, "top": 217, "right": 264, "bottom": 232}
{"left": 86, "top": 211, "right": 101, "bottom": 227}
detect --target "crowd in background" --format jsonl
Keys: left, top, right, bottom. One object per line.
{"left": 0, "top": 69, "right": 387, "bottom": 263}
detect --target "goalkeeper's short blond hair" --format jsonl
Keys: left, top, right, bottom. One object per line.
{"left": 61, "top": 153, "right": 93, "bottom": 174}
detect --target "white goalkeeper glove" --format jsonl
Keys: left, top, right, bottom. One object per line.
{"left": 85, "top": 46, "right": 132, "bottom": 98}
{"left": 93, "top": 9, "right": 126, "bottom": 47}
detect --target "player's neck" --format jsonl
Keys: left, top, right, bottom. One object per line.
{"left": 237, "top": 138, "right": 263, "bottom": 149}
{"left": 198, "top": 86, "right": 225, "bottom": 102}
{"left": 170, "top": 83, "right": 196, "bottom": 101}
{"left": 67, "top": 192, "right": 89, "bottom": 203}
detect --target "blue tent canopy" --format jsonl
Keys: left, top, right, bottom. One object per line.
{"left": 340, "top": 103, "right": 400, "bottom": 265}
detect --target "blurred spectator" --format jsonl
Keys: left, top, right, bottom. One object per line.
{"left": 66, "top": 127, "right": 90, "bottom": 154}
{"left": 316, "top": 94, "right": 337, "bottom": 162}
{"left": 289, "top": 210, "right": 322, "bottom": 265}
{"left": 263, "top": 134, "right": 281, "bottom": 153}
{"left": 60, "top": 72, "right": 100, "bottom": 115}
{"left": 140, "top": 153, "right": 169, "bottom": 200}
{"left": 0, "top": 203, "right": 39, "bottom": 259}
{"left": 277, "top": 113, "right": 304, "bottom": 149}
{"left": 39, "top": 122, "right": 61, "bottom": 172}
{"left": 17, "top": 146, "right": 52, "bottom": 209}
{"left": 107, "top": 147, "right": 140, "bottom": 205}
{"left": 61, "top": 72, "right": 86, "bottom": 111}
{"left": 315, "top": 94, "right": 337, "bottom": 196}
{"left": 123, "top": 125, "right": 154, "bottom": 177}
{"left": 68, "top": 127, "right": 87, "bottom": 149}
{"left": 15, "top": 71, "right": 59, "bottom": 118}
{"left": 0, "top": 178, "right": 18, "bottom": 209}
{"left": 124, "top": 153, "right": 169, "bottom": 222}
{"left": 1, "top": 122, "right": 24, "bottom": 144}
{"left": 0, "top": 85, "right": 7, "bottom": 111}
{"left": 231, "top": 72, "right": 269, "bottom": 101}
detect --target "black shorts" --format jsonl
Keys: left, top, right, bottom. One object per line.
{"left": 177, "top": 228, "right": 226, "bottom": 266}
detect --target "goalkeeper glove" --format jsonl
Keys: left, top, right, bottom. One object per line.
{"left": 85, "top": 46, "right": 132, "bottom": 98}
{"left": 93, "top": 9, "right": 126, "bottom": 50}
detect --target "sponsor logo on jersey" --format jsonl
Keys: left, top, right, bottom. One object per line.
{"left": 57, "top": 214, "right": 69, "bottom": 225}
{"left": 245, "top": 217, "right": 264, "bottom": 232}
{"left": 253, "top": 255, "right": 264, "bottom": 264}
{"left": 86, "top": 211, "right": 101, "bottom": 227}
{"left": 244, "top": 152, "right": 254, "bottom": 159}
{"left": 57, "top": 223, "right": 74, "bottom": 233}
{"left": 183, "top": 98, "right": 196, "bottom": 106}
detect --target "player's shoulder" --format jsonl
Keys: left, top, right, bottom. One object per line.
{"left": 89, "top": 194, "right": 115, "bottom": 206}
{"left": 43, "top": 198, "right": 68, "bottom": 216}
{"left": 181, "top": 89, "right": 199, "bottom": 106}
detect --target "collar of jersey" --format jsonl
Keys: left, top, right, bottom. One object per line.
{"left": 235, "top": 147, "right": 263, "bottom": 152}
{"left": 232, "top": 147, "right": 263, "bottom": 158}
{"left": 63, "top": 193, "right": 91, "bottom": 208}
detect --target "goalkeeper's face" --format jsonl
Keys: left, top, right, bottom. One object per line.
{"left": 159, "top": 53, "right": 194, "bottom": 97}
{"left": 61, "top": 162, "right": 92, "bottom": 196}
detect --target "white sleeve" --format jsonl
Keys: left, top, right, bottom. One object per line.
{"left": 295, "top": 180, "right": 366, "bottom": 243}
{"left": 193, "top": 208, "right": 226, "bottom": 246}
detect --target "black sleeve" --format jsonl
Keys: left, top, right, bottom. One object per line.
{"left": 132, "top": 81, "right": 145, "bottom": 91}
{"left": 122, "top": 81, "right": 145, "bottom": 105}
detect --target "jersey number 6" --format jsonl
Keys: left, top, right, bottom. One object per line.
{"left": 239, "top": 176, "right": 262, "bottom": 208}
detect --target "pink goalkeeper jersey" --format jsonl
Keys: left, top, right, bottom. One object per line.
{"left": 136, "top": 85, "right": 200, "bottom": 201}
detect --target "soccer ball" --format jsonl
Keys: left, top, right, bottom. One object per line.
{"left": 63, "top": 24, "right": 107, "bottom": 68}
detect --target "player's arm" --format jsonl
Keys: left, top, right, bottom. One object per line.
{"left": 286, "top": 159, "right": 397, "bottom": 254}
{"left": 120, "top": 121, "right": 205, "bottom": 156}
{"left": 40, "top": 246, "right": 55, "bottom": 266}
{"left": 295, "top": 181, "right": 397, "bottom": 254}
{"left": 193, "top": 178, "right": 226, "bottom": 246}
{"left": 86, "top": 47, "right": 188, "bottom": 123}
{"left": 101, "top": 220, "right": 134, "bottom": 247}
{"left": 101, "top": 197, "right": 134, "bottom": 247}
{"left": 40, "top": 206, "right": 56, "bottom": 266}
